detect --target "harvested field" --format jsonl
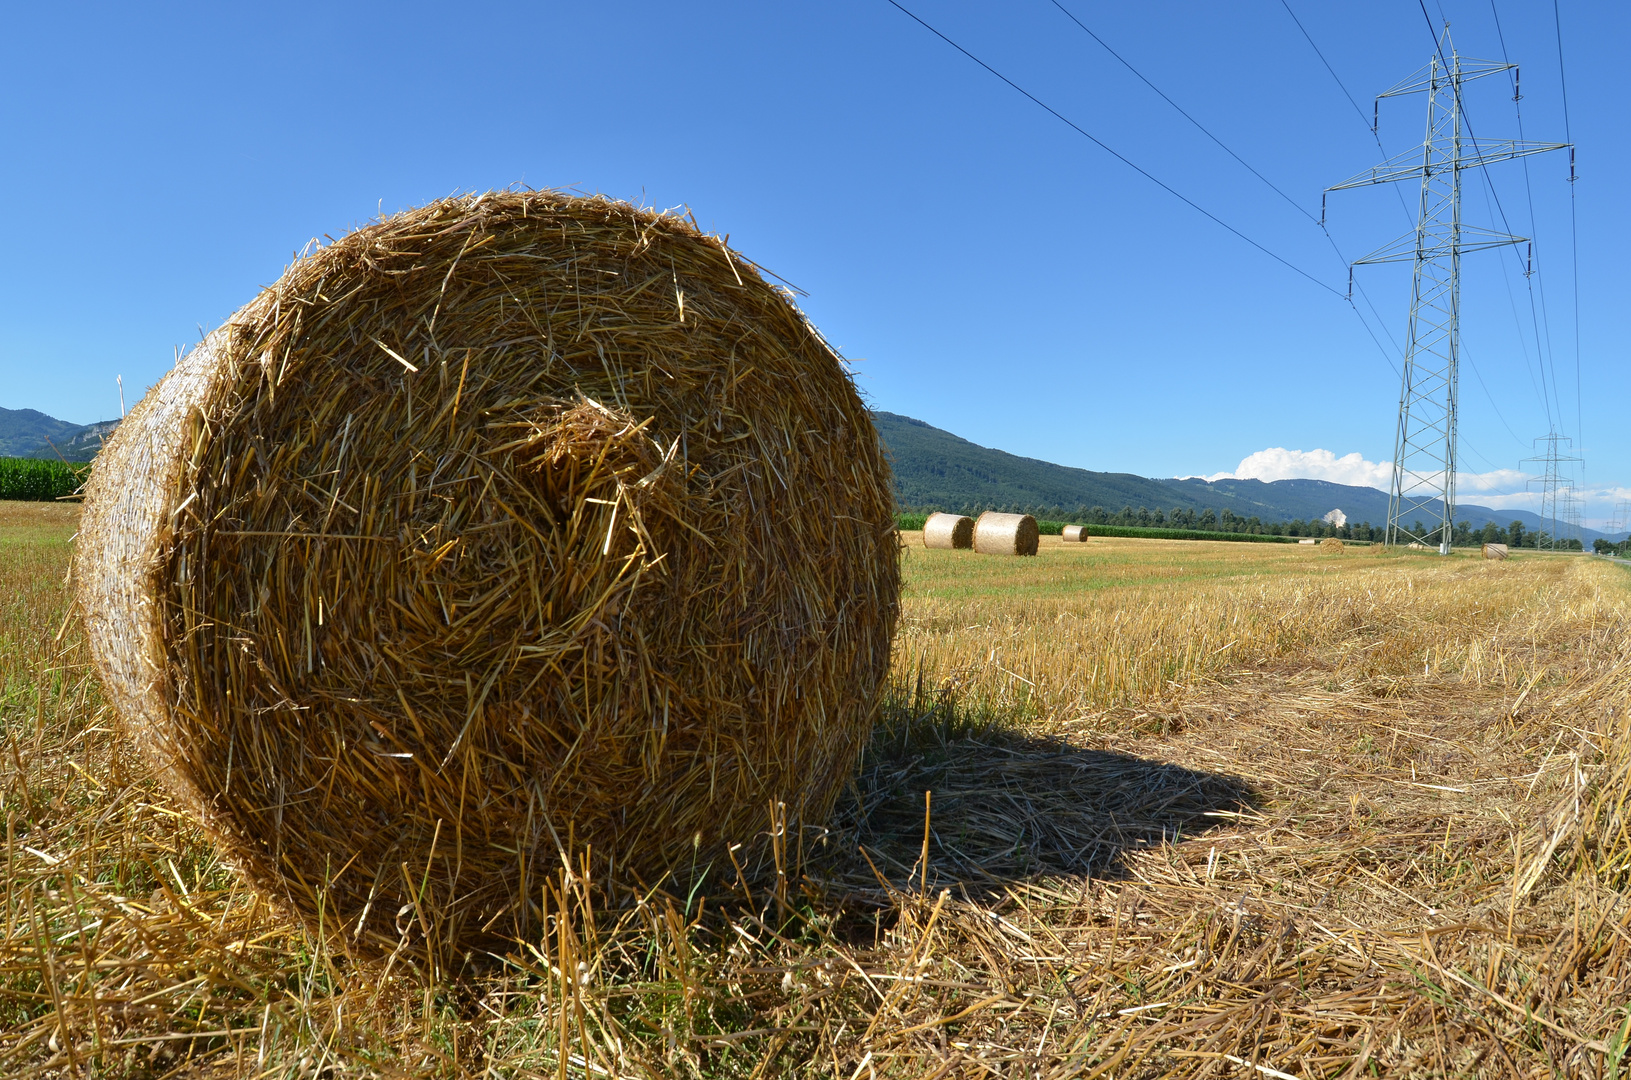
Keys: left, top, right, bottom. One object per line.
{"left": 4, "top": 509, "right": 1631, "bottom": 1077}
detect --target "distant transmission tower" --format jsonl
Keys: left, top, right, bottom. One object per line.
{"left": 1609, "top": 501, "right": 1631, "bottom": 553}
{"left": 1561, "top": 490, "right": 1582, "bottom": 548}
{"left": 1325, "top": 27, "right": 1568, "bottom": 553}
{"left": 1523, "top": 432, "right": 1583, "bottom": 550}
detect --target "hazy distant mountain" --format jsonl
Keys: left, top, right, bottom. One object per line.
{"left": 875, "top": 411, "right": 1619, "bottom": 544}
{"left": 1166, "top": 476, "right": 1616, "bottom": 544}
{"left": 4, "top": 404, "right": 1615, "bottom": 543}
{"left": 0, "top": 407, "right": 119, "bottom": 462}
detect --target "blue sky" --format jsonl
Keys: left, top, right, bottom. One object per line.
{"left": 1, "top": 2, "right": 1623, "bottom": 522}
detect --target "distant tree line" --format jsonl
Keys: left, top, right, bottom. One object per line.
{"left": 904, "top": 503, "right": 1591, "bottom": 550}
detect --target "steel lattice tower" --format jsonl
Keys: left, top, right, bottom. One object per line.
{"left": 1326, "top": 28, "right": 1566, "bottom": 553}
{"left": 1522, "top": 432, "right": 1583, "bottom": 550}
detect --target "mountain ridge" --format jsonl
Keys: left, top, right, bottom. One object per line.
{"left": 874, "top": 411, "right": 1618, "bottom": 544}
{"left": 0, "top": 407, "right": 117, "bottom": 461}
{"left": 3, "top": 405, "right": 1615, "bottom": 542}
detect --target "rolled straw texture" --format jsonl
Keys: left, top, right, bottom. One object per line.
{"left": 922, "top": 512, "right": 974, "bottom": 550}
{"left": 1483, "top": 543, "right": 1510, "bottom": 560}
{"left": 973, "top": 512, "right": 1039, "bottom": 556}
{"left": 1061, "top": 524, "right": 1088, "bottom": 543}
{"left": 1321, "top": 538, "right": 1345, "bottom": 553}
{"left": 74, "top": 191, "right": 900, "bottom": 959}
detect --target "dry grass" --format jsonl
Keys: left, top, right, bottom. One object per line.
{"left": 6, "top": 512, "right": 1631, "bottom": 1077}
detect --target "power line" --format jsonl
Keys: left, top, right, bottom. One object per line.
{"left": 1485, "top": 0, "right": 1562, "bottom": 435}
{"left": 1552, "top": 0, "right": 1583, "bottom": 466}
{"left": 1462, "top": 341, "right": 1530, "bottom": 449}
{"left": 1044, "top": 0, "right": 1404, "bottom": 376}
{"left": 1277, "top": 0, "right": 1417, "bottom": 231}
{"left": 882, "top": 0, "right": 1344, "bottom": 297}
{"left": 1048, "top": 1, "right": 1316, "bottom": 223}
{"left": 1276, "top": 0, "right": 1369, "bottom": 130}
{"left": 1485, "top": 217, "right": 1555, "bottom": 431}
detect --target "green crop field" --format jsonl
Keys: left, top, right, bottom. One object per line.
{"left": 0, "top": 456, "right": 90, "bottom": 501}
{"left": 4, "top": 503, "right": 1631, "bottom": 1076}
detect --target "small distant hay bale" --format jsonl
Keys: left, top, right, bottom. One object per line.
{"left": 1298, "top": 538, "right": 1318, "bottom": 546}
{"left": 1061, "top": 524, "right": 1089, "bottom": 542}
{"left": 74, "top": 191, "right": 900, "bottom": 960}
{"left": 973, "top": 512, "right": 1039, "bottom": 556}
{"left": 1321, "top": 538, "right": 1345, "bottom": 552}
{"left": 1483, "top": 543, "right": 1510, "bottom": 560}
{"left": 923, "top": 512, "right": 975, "bottom": 550}
{"left": 1407, "top": 541, "right": 1429, "bottom": 550}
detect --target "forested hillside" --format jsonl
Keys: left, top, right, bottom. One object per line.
{"left": 875, "top": 411, "right": 1617, "bottom": 545}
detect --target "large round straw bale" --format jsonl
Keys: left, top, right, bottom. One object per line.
{"left": 1061, "top": 524, "right": 1089, "bottom": 542}
{"left": 74, "top": 191, "right": 900, "bottom": 958}
{"left": 922, "top": 512, "right": 974, "bottom": 550}
{"left": 1321, "top": 538, "right": 1345, "bottom": 553}
{"left": 1482, "top": 543, "right": 1509, "bottom": 560}
{"left": 973, "top": 512, "right": 1039, "bottom": 556}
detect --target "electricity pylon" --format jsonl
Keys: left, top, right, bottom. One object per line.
{"left": 1609, "top": 501, "right": 1631, "bottom": 538}
{"left": 1561, "top": 490, "right": 1582, "bottom": 548}
{"left": 1522, "top": 432, "right": 1583, "bottom": 550}
{"left": 1608, "top": 501, "right": 1631, "bottom": 554}
{"left": 1325, "top": 27, "right": 1568, "bottom": 553}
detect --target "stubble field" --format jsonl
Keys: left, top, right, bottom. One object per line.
{"left": 3, "top": 504, "right": 1631, "bottom": 1078}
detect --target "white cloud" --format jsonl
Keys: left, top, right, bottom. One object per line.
{"left": 1455, "top": 468, "right": 1534, "bottom": 493}
{"left": 1199, "top": 447, "right": 1391, "bottom": 488}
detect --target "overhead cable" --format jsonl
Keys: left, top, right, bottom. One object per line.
{"left": 1552, "top": 0, "right": 1583, "bottom": 457}
{"left": 1276, "top": 0, "right": 1417, "bottom": 230}
{"left": 882, "top": 0, "right": 1343, "bottom": 298}
{"left": 1046, "top": 0, "right": 1403, "bottom": 374}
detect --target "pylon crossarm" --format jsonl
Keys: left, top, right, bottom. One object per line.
{"left": 1462, "top": 139, "right": 1572, "bottom": 165}
{"left": 1328, "top": 141, "right": 1565, "bottom": 193}
{"left": 1326, "top": 148, "right": 1437, "bottom": 191}
{"left": 1377, "top": 57, "right": 1514, "bottom": 99}
{"left": 1352, "top": 225, "right": 1528, "bottom": 265}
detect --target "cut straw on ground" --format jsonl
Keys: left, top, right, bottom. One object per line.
{"left": 6, "top": 509, "right": 1631, "bottom": 1076}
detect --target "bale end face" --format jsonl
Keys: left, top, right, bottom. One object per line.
{"left": 974, "top": 512, "right": 1039, "bottom": 556}
{"left": 73, "top": 190, "right": 901, "bottom": 961}
{"left": 923, "top": 512, "right": 975, "bottom": 550}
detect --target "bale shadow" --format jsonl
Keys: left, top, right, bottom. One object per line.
{"left": 821, "top": 707, "right": 1258, "bottom": 898}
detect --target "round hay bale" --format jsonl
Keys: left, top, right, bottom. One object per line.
{"left": 1321, "top": 538, "right": 1345, "bottom": 552}
{"left": 1482, "top": 543, "right": 1510, "bottom": 560}
{"left": 922, "top": 512, "right": 974, "bottom": 550}
{"left": 1061, "top": 524, "right": 1089, "bottom": 543}
{"left": 973, "top": 512, "right": 1039, "bottom": 556}
{"left": 74, "top": 191, "right": 900, "bottom": 959}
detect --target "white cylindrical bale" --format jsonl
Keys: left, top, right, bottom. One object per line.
{"left": 922, "top": 512, "right": 975, "bottom": 550}
{"left": 973, "top": 512, "right": 1039, "bottom": 556}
